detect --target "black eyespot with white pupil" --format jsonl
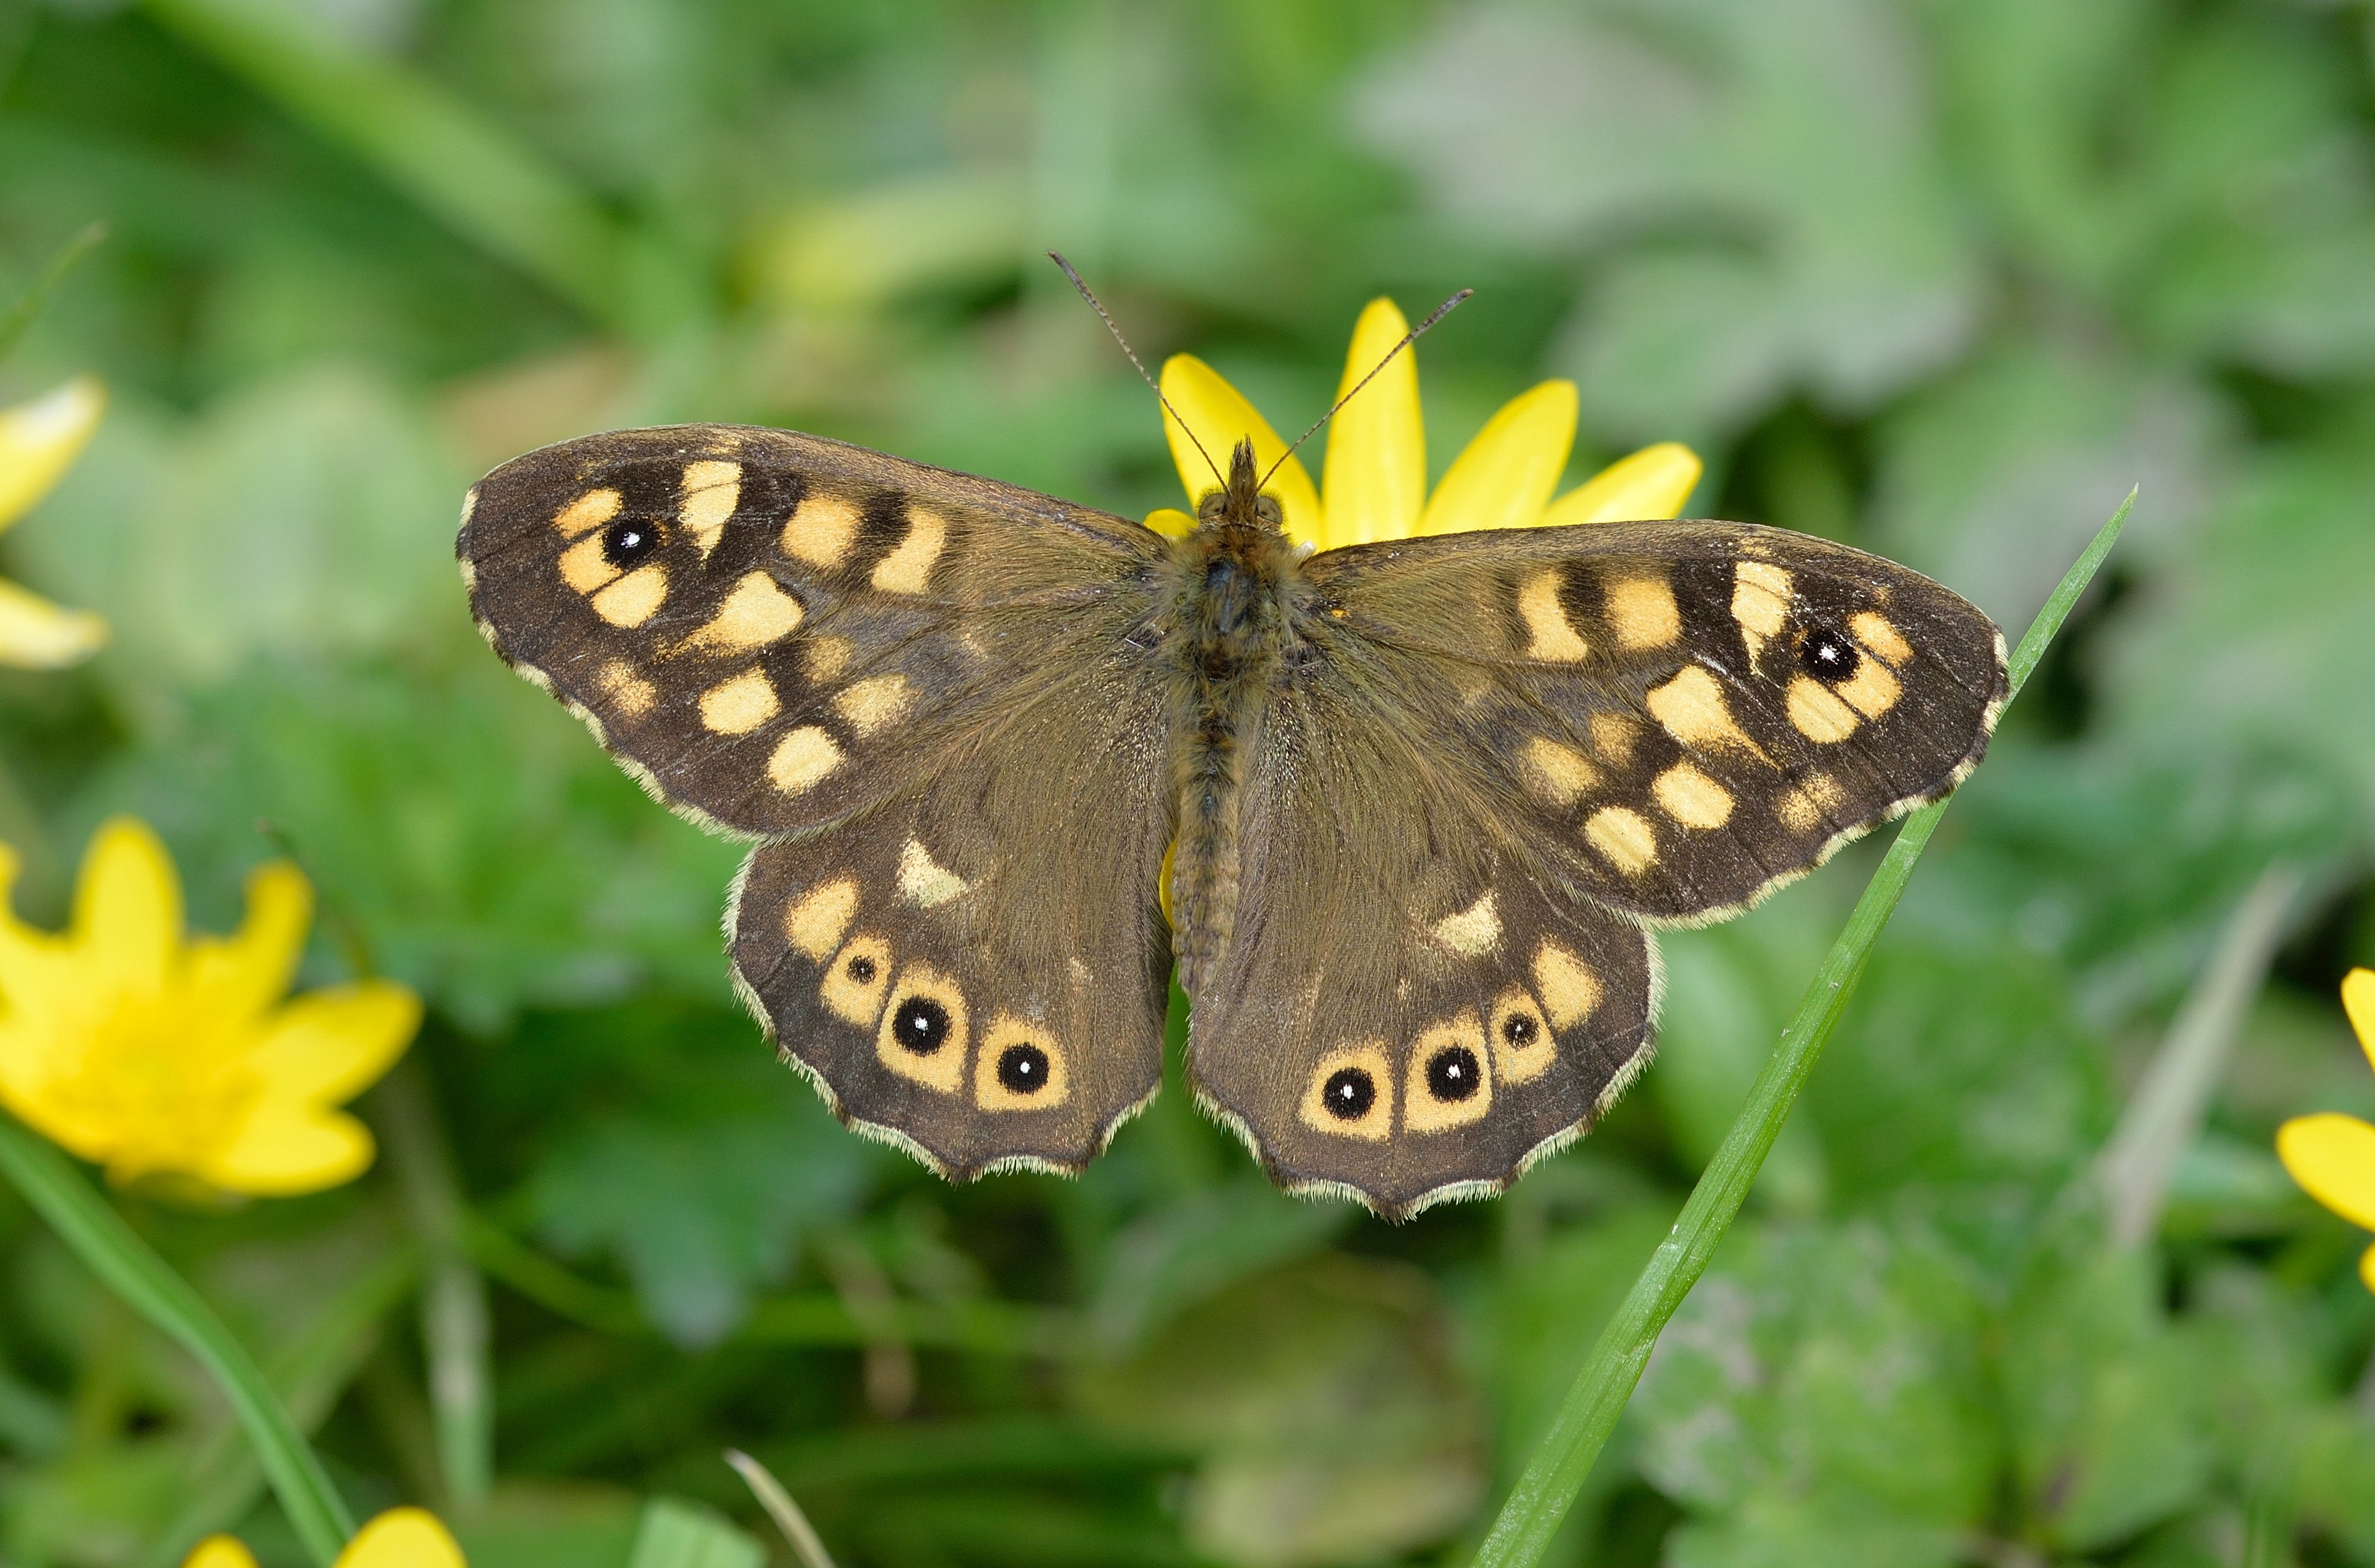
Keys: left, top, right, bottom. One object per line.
{"left": 1323, "top": 1066, "right": 1375, "bottom": 1120}
{"left": 1426, "top": 1046, "right": 1482, "bottom": 1103}
{"left": 1797, "top": 622, "right": 1859, "bottom": 684}
{"left": 601, "top": 520, "right": 658, "bottom": 568}
{"left": 845, "top": 955, "right": 876, "bottom": 984}
{"left": 996, "top": 1043, "right": 1050, "bottom": 1095}
{"left": 1501, "top": 1013, "right": 1539, "bottom": 1049}
{"left": 892, "top": 996, "right": 950, "bottom": 1055}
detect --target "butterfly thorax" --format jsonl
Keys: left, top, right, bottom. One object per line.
{"left": 1164, "top": 442, "right": 1314, "bottom": 997}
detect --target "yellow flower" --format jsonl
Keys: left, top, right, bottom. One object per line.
{"left": 2276, "top": 968, "right": 2375, "bottom": 1294}
{"left": 0, "top": 376, "right": 109, "bottom": 668}
{"left": 183, "top": 1507, "right": 467, "bottom": 1568}
{"left": 0, "top": 817, "right": 420, "bottom": 1195}
{"left": 1145, "top": 298, "right": 1703, "bottom": 548}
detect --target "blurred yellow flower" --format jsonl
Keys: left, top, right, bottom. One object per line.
{"left": 0, "top": 817, "right": 420, "bottom": 1195}
{"left": 2276, "top": 968, "right": 2375, "bottom": 1293}
{"left": 1145, "top": 299, "right": 1703, "bottom": 549}
{"left": 184, "top": 1507, "right": 467, "bottom": 1568}
{"left": 0, "top": 376, "right": 109, "bottom": 667}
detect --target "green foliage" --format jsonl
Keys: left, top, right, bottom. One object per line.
{"left": 1, "top": 0, "right": 2372, "bottom": 1564}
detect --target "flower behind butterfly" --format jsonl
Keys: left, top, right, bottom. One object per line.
{"left": 2277, "top": 968, "right": 2375, "bottom": 1293}
{"left": 1144, "top": 298, "right": 1704, "bottom": 546}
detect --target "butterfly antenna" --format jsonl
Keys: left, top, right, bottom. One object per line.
{"left": 1262, "top": 288, "right": 1472, "bottom": 489}
{"left": 1047, "top": 251, "right": 1227, "bottom": 491}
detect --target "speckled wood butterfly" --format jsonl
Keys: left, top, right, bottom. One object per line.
{"left": 459, "top": 421, "right": 2004, "bottom": 1217}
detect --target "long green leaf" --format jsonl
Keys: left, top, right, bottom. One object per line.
{"left": 0, "top": 1113, "right": 358, "bottom": 1564}
{"left": 1471, "top": 489, "right": 2135, "bottom": 1568}
{"left": 138, "top": 0, "right": 698, "bottom": 336}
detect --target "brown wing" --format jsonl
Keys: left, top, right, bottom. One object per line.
{"left": 461, "top": 424, "right": 1177, "bottom": 1176}
{"left": 459, "top": 423, "right": 1169, "bottom": 836}
{"left": 1185, "top": 521, "right": 2002, "bottom": 1216}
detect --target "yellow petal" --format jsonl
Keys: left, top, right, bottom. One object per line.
{"left": 74, "top": 818, "right": 183, "bottom": 999}
{"left": 200, "top": 1100, "right": 375, "bottom": 1195}
{"left": 337, "top": 1507, "right": 467, "bottom": 1568}
{"left": 0, "top": 377, "right": 105, "bottom": 532}
{"left": 1539, "top": 441, "right": 1705, "bottom": 529}
{"left": 2343, "top": 968, "right": 2374, "bottom": 1076}
{"left": 182, "top": 1537, "right": 262, "bottom": 1568}
{"left": 1415, "top": 381, "right": 1577, "bottom": 537}
{"left": 1157, "top": 354, "right": 1321, "bottom": 546}
{"left": 0, "top": 577, "right": 107, "bottom": 668}
{"left": 186, "top": 862, "right": 312, "bottom": 1027}
{"left": 1142, "top": 508, "right": 1195, "bottom": 539}
{"left": 1319, "top": 298, "right": 1426, "bottom": 550}
{"left": 0, "top": 839, "right": 76, "bottom": 1030}
{"left": 2361, "top": 1241, "right": 2374, "bottom": 1295}
{"left": 245, "top": 981, "right": 421, "bottom": 1106}
{"left": 2277, "top": 1112, "right": 2375, "bottom": 1231}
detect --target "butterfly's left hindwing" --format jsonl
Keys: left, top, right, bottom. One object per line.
{"left": 462, "top": 424, "right": 1179, "bottom": 1176}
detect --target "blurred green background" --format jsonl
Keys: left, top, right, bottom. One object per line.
{"left": 3, "top": 0, "right": 2375, "bottom": 1563}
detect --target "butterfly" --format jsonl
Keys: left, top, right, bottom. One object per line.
{"left": 458, "top": 397, "right": 2003, "bottom": 1218}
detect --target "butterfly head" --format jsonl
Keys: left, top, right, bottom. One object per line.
{"left": 1195, "top": 438, "right": 1285, "bottom": 532}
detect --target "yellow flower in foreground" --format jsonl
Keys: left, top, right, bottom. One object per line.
{"left": 2276, "top": 968, "right": 2375, "bottom": 1293}
{"left": 184, "top": 1507, "right": 467, "bottom": 1568}
{"left": 1144, "top": 298, "right": 1703, "bottom": 548}
{"left": 0, "top": 377, "right": 109, "bottom": 667}
{"left": 0, "top": 817, "right": 420, "bottom": 1195}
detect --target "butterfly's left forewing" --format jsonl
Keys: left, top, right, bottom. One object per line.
{"left": 462, "top": 425, "right": 1179, "bottom": 1176}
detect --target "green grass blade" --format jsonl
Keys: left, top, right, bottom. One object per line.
{"left": 137, "top": 0, "right": 698, "bottom": 336}
{"left": 0, "top": 1113, "right": 358, "bottom": 1564}
{"left": 1470, "top": 488, "right": 2135, "bottom": 1568}
{"left": 0, "top": 221, "right": 105, "bottom": 363}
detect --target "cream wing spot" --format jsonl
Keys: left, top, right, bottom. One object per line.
{"left": 1522, "top": 736, "right": 1599, "bottom": 805}
{"left": 768, "top": 726, "right": 843, "bottom": 794}
{"left": 1490, "top": 989, "right": 1556, "bottom": 1085}
{"left": 698, "top": 667, "right": 780, "bottom": 735}
{"left": 591, "top": 564, "right": 668, "bottom": 628}
{"left": 1851, "top": 611, "right": 1913, "bottom": 665}
{"left": 682, "top": 571, "right": 804, "bottom": 655}
{"left": 1777, "top": 773, "right": 1845, "bottom": 833}
{"left": 802, "top": 635, "right": 853, "bottom": 683}
{"left": 1517, "top": 570, "right": 1590, "bottom": 662}
{"left": 876, "top": 963, "right": 969, "bottom": 1094}
{"left": 1585, "top": 806, "right": 1659, "bottom": 875}
{"left": 871, "top": 507, "right": 949, "bottom": 594}
{"left": 1589, "top": 711, "right": 1639, "bottom": 768}
{"left": 782, "top": 493, "right": 859, "bottom": 568}
{"left": 679, "top": 459, "right": 740, "bottom": 559}
{"left": 1732, "top": 560, "right": 1792, "bottom": 660}
{"left": 833, "top": 674, "right": 914, "bottom": 736}
{"left": 559, "top": 532, "right": 621, "bottom": 594}
{"left": 1431, "top": 892, "right": 1501, "bottom": 957}
{"left": 975, "top": 1016, "right": 1070, "bottom": 1111}
{"left": 1645, "top": 666, "right": 1767, "bottom": 758}
{"left": 1607, "top": 574, "right": 1681, "bottom": 649}
{"left": 1532, "top": 941, "right": 1603, "bottom": 1030}
{"left": 1299, "top": 1043, "right": 1393, "bottom": 1141}
{"left": 783, "top": 878, "right": 858, "bottom": 960}
{"left": 896, "top": 838, "right": 968, "bottom": 908}
{"left": 1653, "top": 763, "right": 1735, "bottom": 830}
{"left": 820, "top": 933, "right": 892, "bottom": 1027}
{"left": 1786, "top": 677, "right": 1861, "bottom": 742}
{"left": 1404, "top": 1014, "right": 1493, "bottom": 1133}
{"left": 592, "top": 659, "right": 655, "bottom": 719}
{"left": 554, "top": 488, "right": 622, "bottom": 538}
{"left": 1834, "top": 656, "right": 1902, "bottom": 719}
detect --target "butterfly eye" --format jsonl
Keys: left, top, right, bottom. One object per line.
{"left": 995, "top": 1043, "right": 1051, "bottom": 1095}
{"left": 601, "top": 519, "right": 660, "bottom": 568}
{"left": 1425, "top": 1045, "right": 1483, "bottom": 1103}
{"left": 1796, "top": 622, "right": 1860, "bottom": 684}
{"left": 1322, "top": 1066, "right": 1377, "bottom": 1120}
{"left": 892, "top": 996, "right": 952, "bottom": 1056}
